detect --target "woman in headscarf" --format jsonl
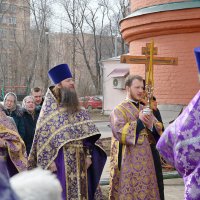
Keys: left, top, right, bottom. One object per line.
{"left": 0, "top": 104, "right": 27, "bottom": 177}
{"left": 22, "top": 96, "right": 40, "bottom": 155}
{"left": 3, "top": 92, "right": 25, "bottom": 139}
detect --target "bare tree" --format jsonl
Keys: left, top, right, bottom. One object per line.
{"left": 60, "top": 0, "right": 76, "bottom": 78}
{"left": 23, "top": 0, "right": 53, "bottom": 90}
{"left": 97, "top": 0, "right": 130, "bottom": 55}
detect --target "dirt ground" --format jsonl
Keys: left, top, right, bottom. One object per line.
{"left": 89, "top": 110, "right": 109, "bottom": 121}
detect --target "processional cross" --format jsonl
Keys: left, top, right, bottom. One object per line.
{"left": 121, "top": 41, "right": 178, "bottom": 113}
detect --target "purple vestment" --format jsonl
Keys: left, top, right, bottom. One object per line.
{"left": 0, "top": 109, "right": 27, "bottom": 177}
{"left": 0, "top": 171, "right": 20, "bottom": 200}
{"left": 109, "top": 99, "right": 162, "bottom": 200}
{"left": 28, "top": 88, "right": 107, "bottom": 200}
{"left": 157, "top": 90, "right": 200, "bottom": 200}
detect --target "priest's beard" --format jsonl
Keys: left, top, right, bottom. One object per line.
{"left": 130, "top": 92, "right": 140, "bottom": 102}
{"left": 60, "top": 88, "right": 80, "bottom": 113}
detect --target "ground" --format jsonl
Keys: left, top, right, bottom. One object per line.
{"left": 89, "top": 110, "right": 109, "bottom": 121}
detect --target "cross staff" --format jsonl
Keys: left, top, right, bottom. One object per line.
{"left": 120, "top": 41, "right": 178, "bottom": 111}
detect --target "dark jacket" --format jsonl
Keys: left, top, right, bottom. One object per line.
{"left": 153, "top": 108, "right": 164, "bottom": 132}
{"left": 4, "top": 105, "right": 25, "bottom": 139}
{"left": 22, "top": 107, "right": 40, "bottom": 155}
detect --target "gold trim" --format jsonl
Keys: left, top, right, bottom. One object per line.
{"left": 133, "top": 122, "right": 137, "bottom": 145}
{"left": 37, "top": 120, "right": 95, "bottom": 155}
{"left": 121, "top": 100, "right": 139, "bottom": 118}
{"left": 36, "top": 110, "right": 60, "bottom": 130}
{"left": 0, "top": 125, "right": 24, "bottom": 145}
{"left": 0, "top": 125, "right": 27, "bottom": 171}
{"left": 137, "top": 129, "right": 148, "bottom": 144}
{"left": 122, "top": 144, "right": 126, "bottom": 159}
{"left": 42, "top": 132, "right": 100, "bottom": 170}
{"left": 155, "top": 121, "right": 163, "bottom": 135}
{"left": 116, "top": 105, "right": 127, "bottom": 121}
{"left": 121, "top": 123, "right": 129, "bottom": 144}
{"left": 95, "top": 144, "right": 107, "bottom": 155}
{"left": 63, "top": 146, "right": 69, "bottom": 200}
{"left": 76, "top": 146, "right": 81, "bottom": 200}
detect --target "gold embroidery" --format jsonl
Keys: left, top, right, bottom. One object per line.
{"left": 0, "top": 125, "right": 6, "bottom": 131}
{"left": 81, "top": 171, "right": 86, "bottom": 179}
{"left": 154, "top": 121, "right": 163, "bottom": 135}
{"left": 63, "top": 145, "right": 69, "bottom": 200}
{"left": 116, "top": 105, "right": 127, "bottom": 121}
{"left": 37, "top": 120, "right": 93, "bottom": 155}
{"left": 132, "top": 122, "right": 137, "bottom": 145}
{"left": 76, "top": 146, "right": 81, "bottom": 200}
{"left": 69, "top": 172, "right": 76, "bottom": 180}
{"left": 121, "top": 123, "right": 129, "bottom": 144}
{"left": 137, "top": 129, "right": 148, "bottom": 144}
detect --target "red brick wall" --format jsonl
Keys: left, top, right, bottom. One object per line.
{"left": 131, "top": 0, "right": 185, "bottom": 12}
{"left": 129, "top": 33, "right": 200, "bottom": 105}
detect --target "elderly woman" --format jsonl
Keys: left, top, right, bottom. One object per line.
{"left": 3, "top": 92, "right": 25, "bottom": 139}
{"left": 0, "top": 104, "right": 27, "bottom": 177}
{"left": 22, "top": 96, "right": 40, "bottom": 155}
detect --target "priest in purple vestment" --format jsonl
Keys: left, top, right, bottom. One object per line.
{"left": 109, "top": 75, "right": 163, "bottom": 200}
{"left": 28, "top": 63, "right": 107, "bottom": 200}
{"left": 156, "top": 47, "right": 200, "bottom": 200}
{"left": 0, "top": 104, "right": 27, "bottom": 178}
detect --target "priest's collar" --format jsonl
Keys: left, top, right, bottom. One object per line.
{"left": 126, "top": 98, "right": 139, "bottom": 104}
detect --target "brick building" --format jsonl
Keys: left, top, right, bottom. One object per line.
{"left": 0, "top": 0, "right": 30, "bottom": 97}
{"left": 119, "top": 0, "right": 200, "bottom": 124}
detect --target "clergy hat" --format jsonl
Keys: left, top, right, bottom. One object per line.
{"left": 48, "top": 64, "right": 72, "bottom": 84}
{"left": 194, "top": 47, "right": 200, "bottom": 81}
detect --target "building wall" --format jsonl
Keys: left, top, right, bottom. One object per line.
{"left": 0, "top": 0, "right": 30, "bottom": 87}
{"left": 120, "top": 1, "right": 200, "bottom": 106}
{"left": 131, "top": 0, "right": 184, "bottom": 11}
{"left": 129, "top": 33, "right": 199, "bottom": 105}
{"left": 101, "top": 58, "right": 129, "bottom": 115}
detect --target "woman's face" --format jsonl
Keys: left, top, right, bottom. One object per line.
{"left": 25, "top": 97, "right": 35, "bottom": 112}
{"left": 5, "top": 95, "right": 15, "bottom": 110}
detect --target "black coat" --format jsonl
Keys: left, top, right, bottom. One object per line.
{"left": 4, "top": 105, "right": 25, "bottom": 139}
{"left": 22, "top": 108, "right": 40, "bottom": 155}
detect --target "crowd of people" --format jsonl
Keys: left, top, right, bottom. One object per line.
{"left": 0, "top": 47, "right": 199, "bottom": 200}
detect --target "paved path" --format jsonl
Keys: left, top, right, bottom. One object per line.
{"left": 95, "top": 121, "right": 112, "bottom": 138}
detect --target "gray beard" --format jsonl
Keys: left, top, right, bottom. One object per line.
{"left": 60, "top": 88, "right": 80, "bottom": 113}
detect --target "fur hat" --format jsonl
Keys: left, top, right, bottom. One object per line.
{"left": 10, "top": 168, "right": 62, "bottom": 200}
{"left": 48, "top": 64, "right": 72, "bottom": 84}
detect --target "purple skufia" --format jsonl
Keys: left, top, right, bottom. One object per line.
{"left": 48, "top": 63, "right": 72, "bottom": 84}
{"left": 194, "top": 47, "right": 200, "bottom": 74}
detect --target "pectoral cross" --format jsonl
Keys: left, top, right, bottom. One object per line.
{"left": 121, "top": 41, "right": 178, "bottom": 110}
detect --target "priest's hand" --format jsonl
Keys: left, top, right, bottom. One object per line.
{"left": 86, "top": 156, "right": 92, "bottom": 169}
{"left": 48, "top": 161, "right": 57, "bottom": 173}
{"left": 0, "top": 138, "right": 6, "bottom": 148}
{"left": 139, "top": 111, "right": 154, "bottom": 130}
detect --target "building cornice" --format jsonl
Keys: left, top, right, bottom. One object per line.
{"left": 120, "top": 1, "right": 200, "bottom": 43}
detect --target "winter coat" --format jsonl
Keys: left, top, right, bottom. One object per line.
{"left": 4, "top": 105, "right": 25, "bottom": 139}
{"left": 22, "top": 108, "right": 40, "bottom": 155}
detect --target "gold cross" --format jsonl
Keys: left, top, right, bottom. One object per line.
{"left": 121, "top": 41, "right": 178, "bottom": 108}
